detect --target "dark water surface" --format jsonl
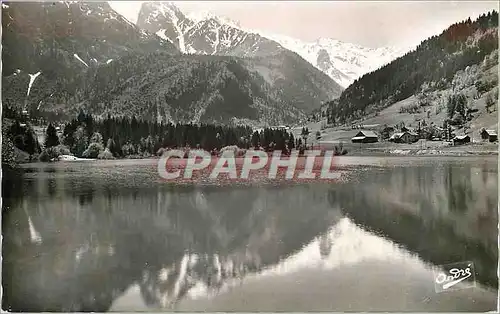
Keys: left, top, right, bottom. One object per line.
{"left": 2, "top": 157, "right": 498, "bottom": 312}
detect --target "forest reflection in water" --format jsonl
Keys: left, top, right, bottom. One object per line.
{"left": 1, "top": 158, "right": 498, "bottom": 312}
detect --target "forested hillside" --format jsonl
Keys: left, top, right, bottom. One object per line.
{"left": 3, "top": 52, "right": 306, "bottom": 125}
{"left": 1, "top": 1, "right": 177, "bottom": 122}
{"left": 2, "top": 1, "right": 177, "bottom": 76}
{"left": 326, "top": 11, "right": 498, "bottom": 125}
{"left": 245, "top": 50, "right": 342, "bottom": 112}
{"left": 2, "top": 1, "right": 340, "bottom": 126}
{"left": 75, "top": 52, "right": 308, "bottom": 124}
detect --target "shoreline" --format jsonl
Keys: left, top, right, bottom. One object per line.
{"left": 321, "top": 141, "right": 498, "bottom": 157}
{"left": 16, "top": 150, "right": 498, "bottom": 164}
{"left": 12, "top": 143, "right": 498, "bottom": 165}
{"left": 346, "top": 149, "right": 498, "bottom": 157}
{"left": 12, "top": 154, "right": 497, "bottom": 188}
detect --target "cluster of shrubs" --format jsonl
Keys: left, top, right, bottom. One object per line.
{"left": 39, "top": 144, "right": 116, "bottom": 162}
{"left": 39, "top": 145, "right": 71, "bottom": 162}
{"left": 81, "top": 142, "right": 115, "bottom": 160}
{"left": 399, "top": 103, "right": 421, "bottom": 114}
{"left": 475, "top": 79, "right": 497, "bottom": 95}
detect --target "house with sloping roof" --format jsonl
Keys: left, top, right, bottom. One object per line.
{"left": 453, "top": 134, "right": 471, "bottom": 145}
{"left": 351, "top": 130, "right": 379, "bottom": 143}
{"left": 401, "top": 126, "right": 415, "bottom": 133}
{"left": 389, "top": 133, "right": 402, "bottom": 141}
{"left": 389, "top": 131, "right": 418, "bottom": 144}
{"left": 480, "top": 129, "right": 498, "bottom": 142}
{"left": 380, "top": 125, "right": 395, "bottom": 139}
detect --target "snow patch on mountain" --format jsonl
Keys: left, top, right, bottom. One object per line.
{"left": 212, "top": 26, "right": 221, "bottom": 55}
{"left": 58, "top": 1, "right": 78, "bottom": 9}
{"left": 171, "top": 15, "right": 186, "bottom": 52}
{"left": 27, "top": 72, "right": 42, "bottom": 97}
{"left": 156, "top": 29, "right": 173, "bottom": 43}
{"left": 74, "top": 53, "right": 89, "bottom": 67}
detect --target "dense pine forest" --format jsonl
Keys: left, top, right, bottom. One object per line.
{"left": 326, "top": 11, "right": 498, "bottom": 125}
{"left": 2, "top": 106, "right": 301, "bottom": 165}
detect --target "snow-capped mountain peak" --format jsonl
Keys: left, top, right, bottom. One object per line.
{"left": 146, "top": 1, "right": 182, "bottom": 17}
{"left": 136, "top": 2, "right": 410, "bottom": 87}
{"left": 137, "top": 2, "right": 195, "bottom": 53}
{"left": 258, "top": 32, "right": 412, "bottom": 87}
{"left": 187, "top": 10, "right": 241, "bottom": 29}
{"left": 137, "top": 2, "right": 284, "bottom": 57}
{"left": 139, "top": 1, "right": 186, "bottom": 28}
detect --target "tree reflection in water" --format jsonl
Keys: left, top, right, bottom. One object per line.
{"left": 2, "top": 160, "right": 498, "bottom": 311}
{"left": 329, "top": 163, "right": 498, "bottom": 290}
{"left": 3, "top": 172, "right": 338, "bottom": 311}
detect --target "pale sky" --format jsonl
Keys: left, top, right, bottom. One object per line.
{"left": 109, "top": 1, "right": 499, "bottom": 48}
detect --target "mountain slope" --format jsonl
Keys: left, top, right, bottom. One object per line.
{"left": 70, "top": 52, "right": 305, "bottom": 124}
{"left": 136, "top": 2, "right": 407, "bottom": 88}
{"left": 136, "top": 1, "right": 285, "bottom": 57}
{"left": 136, "top": 1, "right": 343, "bottom": 109}
{"left": 3, "top": 1, "right": 341, "bottom": 125}
{"left": 2, "top": 50, "right": 306, "bottom": 125}
{"left": 320, "top": 50, "right": 498, "bottom": 142}
{"left": 136, "top": 1, "right": 193, "bottom": 52}
{"left": 2, "top": 1, "right": 178, "bottom": 76}
{"left": 325, "top": 11, "right": 499, "bottom": 125}
{"left": 1, "top": 0, "right": 179, "bottom": 119}
{"left": 244, "top": 50, "right": 341, "bottom": 112}
{"left": 258, "top": 33, "right": 410, "bottom": 88}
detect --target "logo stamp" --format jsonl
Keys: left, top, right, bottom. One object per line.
{"left": 433, "top": 261, "right": 475, "bottom": 293}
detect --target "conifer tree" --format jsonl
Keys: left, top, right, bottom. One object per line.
{"left": 44, "top": 123, "right": 60, "bottom": 148}
{"left": 288, "top": 133, "right": 295, "bottom": 150}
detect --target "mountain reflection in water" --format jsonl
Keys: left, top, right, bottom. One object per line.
{"left": 1, "top": 158, "right": 498, "bottom": 312}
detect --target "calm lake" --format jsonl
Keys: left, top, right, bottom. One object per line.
{"left": 2, "top": 157, "right": 498, "bottom": 312}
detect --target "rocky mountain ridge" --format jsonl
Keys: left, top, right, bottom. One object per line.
{"left": 135, "top": 1, "right": 409, "bottom": 87}
{"left": 2, "top": 1, "right": 341, "bottom": 125}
